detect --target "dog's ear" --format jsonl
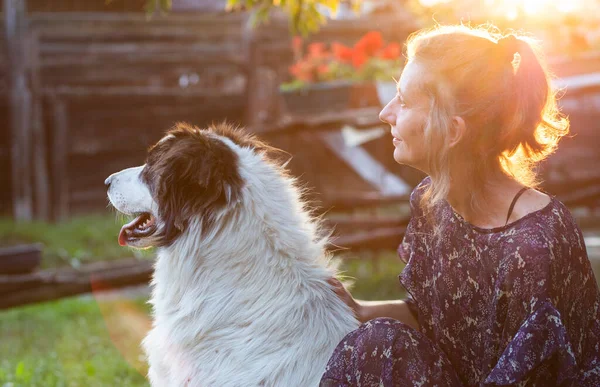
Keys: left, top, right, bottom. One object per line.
{"left": 153, "top": 132, "right": 244, "bottom": 245}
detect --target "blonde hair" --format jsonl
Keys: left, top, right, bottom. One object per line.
{"left": 405, "top": 24, "right": 569, "bottom": 222}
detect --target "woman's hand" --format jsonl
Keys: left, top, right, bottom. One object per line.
{"left": 328, "top": 277, "right": 420, "bottom": 329}
{"left": 328, "top": 277, "right": 362, "bottom": 321}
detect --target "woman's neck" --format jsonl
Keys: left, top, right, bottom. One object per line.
{"left": 445, "top": 171, "right": 524, "bottom": 228}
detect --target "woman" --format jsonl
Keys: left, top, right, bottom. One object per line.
{"left": 322, "top": 25, "right": 600, "bottom": 386}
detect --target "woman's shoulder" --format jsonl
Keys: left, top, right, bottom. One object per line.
{"left": 408, "top": 176, "right": 431, "bottom": 210}
{"left": 531, "top": 194, "right": 584, "bottom": 242}
{"left": 501, "top": 194, "right": 588, "bottom": 273}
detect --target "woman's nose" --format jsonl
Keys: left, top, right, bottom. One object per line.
{"left": 379, "top": 105, "right": 393, "bottom": 124}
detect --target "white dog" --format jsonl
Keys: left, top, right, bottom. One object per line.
{"left": 105, "top": 123, "right": 358, "bottom": 387}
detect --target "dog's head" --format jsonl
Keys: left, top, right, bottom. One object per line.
{"left": 105, "top": 122, "right": 279, "bottom": 248}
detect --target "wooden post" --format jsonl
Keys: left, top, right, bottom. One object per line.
{"left": 241, "top": 17, "right": 269, "bottom": 127}
{"left": 51, "top": 97, "right": 69, "bottom": 221}
{"left": 29, "top": 29, "right": 50, "bottom": 220}
{"left": 4, "top": 0, "right": 33, "bottom": 221}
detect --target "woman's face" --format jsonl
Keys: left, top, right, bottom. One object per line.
{"left": 379, "top": 61, "right": 431, "bottom": 173}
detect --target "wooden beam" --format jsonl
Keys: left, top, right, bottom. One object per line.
{"left": 320, "top": 192, "right": 409, "bottom": 211}
{"left": 5, "top": 0, "right": 33, "bottom": 221}
{"left": 43, "top": 85, "right": 245, "bottom": 98}
{"left": 319, "top": 130, "right": 411, "bottom": 196}
{"left": 0, "top": 258, "right": 153, "bottom": 310}
{"left": 329, "top": 227, "right": 406, "bottom": 251}
{"left": 28, "top": 12, "right": 249, "bottom": 24}
{"left": 323, "top": 216, "right": 411, "bottom": 233}
{"left": 251, "top": 107, "right": 383, "bottom": 135}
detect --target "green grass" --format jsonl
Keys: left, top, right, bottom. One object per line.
{"left": 335, "top": 250, "right": 407, "bottom": 300}
{"left": 0, "top": 296, "right": 150, "bottom": 387}
{"left": 0, "top": 215, "right": 153, "bottom": 269}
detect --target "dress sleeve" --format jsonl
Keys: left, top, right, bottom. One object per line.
{"left": 483, "top": 224, "right": 600, "bottom": 386}
{"left": 483, "top": 300, "right": 578, "bottom": 385}
{"left": 397, "top": 178, "right": 429, "bottom": 324}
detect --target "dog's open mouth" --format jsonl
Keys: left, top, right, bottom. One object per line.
{"left": 118, "top": 212, "right": 157, "bottom": 246}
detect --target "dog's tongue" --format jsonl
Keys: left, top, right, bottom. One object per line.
{"left": 118, "top": 227, "right": 128, "bottom": 246}
{"left": 118, "top": 215, "right": 144, "bottom": 246}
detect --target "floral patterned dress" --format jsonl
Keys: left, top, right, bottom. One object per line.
{"left": 321, "top": 177, "right": 600, "bottom": 386}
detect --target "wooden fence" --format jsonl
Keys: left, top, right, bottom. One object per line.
{"left": 1, "top": 2, "right": 419, "bottom": 221}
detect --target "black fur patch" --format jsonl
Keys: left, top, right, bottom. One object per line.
{"left": 142, "top": 122, "right": 245, "bottom": 246}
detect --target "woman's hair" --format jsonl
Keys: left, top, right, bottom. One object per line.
{"left": 405, "top": 24, "right": 569, "bottom": 222}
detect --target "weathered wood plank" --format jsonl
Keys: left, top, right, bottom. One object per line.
{"left": 330, "top": 227, "right": 406, "bottom": 251}
{"left": 320, "top": 192, "right": 409, "bottom": 211}
{"left": 319, "top": 130, "right": 411, "bottom": 196}
{"left": 50, "top": 98, "right": 69, "bottom": 221}
{"left": 40, "top": 42, "right": 244, "bottom": 56}
{"left": 29, "top": 29, "right": 50, "bottom": 220}
{"left": 26, "top": 0, "right": 147, "bottom": 13}
{"left": 28, "top": 12, "right": 248, "bottom": 24}
{"left": 43, "top": 85, "right": 246, "bottom": 98}
{"left": 35, "top": 26, "right": 245, "bottom": 40}
{"left": 252, "top": 107, "right": 383, "bottom": 135}
{"left": 5, "top": 0, "right": 33, "bottom": 220}
{"left": 323, "top": 216, "right": 410, "bottom": 233}
{"left": 0, "top": 258, "right": 154, "bottom": 310}
{"left": 42, "top": 53, "right": 245, "bottom": 68}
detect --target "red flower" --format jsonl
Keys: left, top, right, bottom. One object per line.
{"left": 308, "top": 42, "right": 327, "bottom": 58}
{"left": 380, "top": 42, "right": 402, "bottom": 60}
{"left": 354, "top": 31, "right": 384, "bottom": 57}
{"left": 317, "top": 64, "right": 330, "bottom": 75}
{"left": 292, "top": 36, "right": 303, "bottom": 57}
{"left": 332, "top": 42, "right": 354, "bottom": 63}
{"left": 289, "top": 61, "right": 314, "bottom": 82}
{"left": 352, "top": 50, "right": 368, "bottom": 69}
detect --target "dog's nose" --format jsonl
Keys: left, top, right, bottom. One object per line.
{"left": 104, "top": 176, "right": 112, "bottom": 188}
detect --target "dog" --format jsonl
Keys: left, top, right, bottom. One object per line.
{"left": 105, "top": 122, "right": 359, "bottom": 386}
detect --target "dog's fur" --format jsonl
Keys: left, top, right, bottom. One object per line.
{"left": 106, "top": 123, "right": 358, "bottom": 386}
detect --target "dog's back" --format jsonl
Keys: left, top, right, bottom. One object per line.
{"left": 143, "top": 225, "right": 358, "bottom": 387}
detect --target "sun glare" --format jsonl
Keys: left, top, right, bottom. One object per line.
{"left": 421, "top": 0, "right": 586, "bottom": 20}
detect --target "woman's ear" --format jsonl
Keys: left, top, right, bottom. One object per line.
{"left": 449, "top": 116, "right": 466, "bottom": 148}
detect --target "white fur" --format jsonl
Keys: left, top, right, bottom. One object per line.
{"left": 108, "top": 134, "right": 358, "bottom": 386}
{"left": 106, "top": 165, "right": 157, "bottom": 216}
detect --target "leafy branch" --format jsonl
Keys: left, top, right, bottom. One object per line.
{"left": 142, "top": 0, "right": 353, "bottom": 36}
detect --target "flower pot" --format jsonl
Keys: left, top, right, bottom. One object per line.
{"left": 280, "top": 81, "right": 353, "bottom": 115}
{"left": 349, "top": 82, "right": 380, "bottom": 109}
{"left": 0, "top": 244, "right": 43, "bottom": 275}
{"left": 376, "top": 81, "right": 397, "bottom": 106}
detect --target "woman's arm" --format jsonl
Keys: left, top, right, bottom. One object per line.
{"left": 328, "top": 278, "right": 420, "bottom": 330}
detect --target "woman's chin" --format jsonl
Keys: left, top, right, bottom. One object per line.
{"left": 393, "top": 149, "right": 407, "bottom": 165}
